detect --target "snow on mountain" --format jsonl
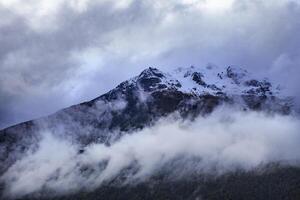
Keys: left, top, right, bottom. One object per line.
{"left": 116, "top": 65, "right": 283, "bottom": 99}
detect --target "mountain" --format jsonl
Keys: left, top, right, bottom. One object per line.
{"left": 0, "top": 65, "right": 297, "bottom": 200}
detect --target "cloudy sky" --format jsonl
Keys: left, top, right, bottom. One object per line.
{"left": 0, "top": 0, "right": 300, "bottom": 129}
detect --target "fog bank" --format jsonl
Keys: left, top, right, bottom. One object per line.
{"left": 2, "top": 108, "right": 300, "bottom": 198}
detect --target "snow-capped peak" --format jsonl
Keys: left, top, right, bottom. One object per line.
{"left": 129, "top": 65, "right": 280, "bottom": 97}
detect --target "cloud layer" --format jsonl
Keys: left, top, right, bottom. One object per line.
{"left": 2, "top": 108, "right": 300, "bottom": 198}
{"left": 1, "top": 0, "right": 300, "bottom": 128}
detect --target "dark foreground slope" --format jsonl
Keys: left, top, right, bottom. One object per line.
{"left": 0, "top": 66, "right": 297, "bottom": 200}
{"left": 3, "top": 165, "right": 300, "bottom": 200}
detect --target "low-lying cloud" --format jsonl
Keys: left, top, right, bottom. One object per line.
{"left": 2, "top": 108, "right": 300, "bottom": 198}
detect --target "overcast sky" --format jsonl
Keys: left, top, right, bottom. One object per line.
{"left": 0, "top": 0, "right": 300, "bottom": 129}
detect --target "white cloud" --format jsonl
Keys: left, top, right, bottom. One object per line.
{"left": 2, "top": 108, "right": 300, "bottom": 197}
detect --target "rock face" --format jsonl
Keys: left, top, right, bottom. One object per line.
{"left": 0, "top": 65, "right": 296, "bottom": 200}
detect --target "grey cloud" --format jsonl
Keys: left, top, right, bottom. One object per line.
{"left": 1, "top": 0, "right": 300, "bottom": 128}
{"left": 0, "top": 0, "right": 156, "bottom": 128}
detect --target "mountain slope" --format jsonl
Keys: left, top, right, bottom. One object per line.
{"left": 0, "top": 66, "right": 293, "bottom": 166}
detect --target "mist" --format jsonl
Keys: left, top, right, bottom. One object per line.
{"left": 2, "top": 107, "right": 300, "bottom": 198}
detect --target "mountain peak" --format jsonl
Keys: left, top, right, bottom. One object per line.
{"left": 136, "top": 67, "right": 168, "bottom": 92}
{"left": 113, "top": 65, "right": 281, "bottom": 98}
{"left": 138, "top": 67, "right": 165, "bottom": 79}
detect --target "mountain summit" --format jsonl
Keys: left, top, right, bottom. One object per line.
{"left": 136, "top": 65, "right": 277, "bottom": 96}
